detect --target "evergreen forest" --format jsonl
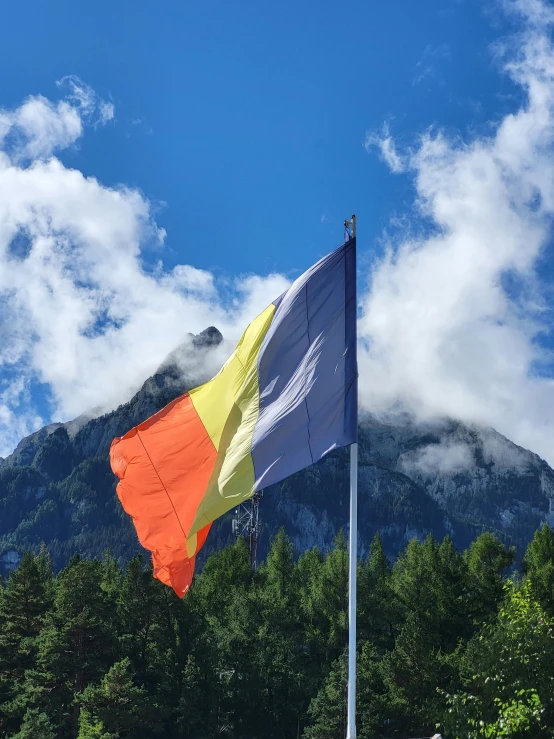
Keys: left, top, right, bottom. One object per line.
{"left": 2, "top": 526, "right": 554, "bottom": 739}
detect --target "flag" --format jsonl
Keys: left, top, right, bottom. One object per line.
{"left": 109, "top": 237, "right": 357, "bottom": 596}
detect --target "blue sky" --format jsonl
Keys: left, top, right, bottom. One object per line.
{"left": 2, "top": 0, "right": 554, "bottom": 467}
{"left": 1, "top": 0, "right": 522, "bottom": 275}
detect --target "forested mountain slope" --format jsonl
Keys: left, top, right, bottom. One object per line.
{"left": 1, "top": 327, "right": 553, "bottom": 575}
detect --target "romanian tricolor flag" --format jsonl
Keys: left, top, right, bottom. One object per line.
{"left": 109, "top": 237, "right": 357, "bottom": 596}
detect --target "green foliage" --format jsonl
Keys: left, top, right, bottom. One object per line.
{"left": 305, "top": 643, "right": 387, "bottom": 739}
{"left": 2, "top": 529, "right": 554, "bottom": 738}
{"left": 10, "top": 708, "right": 56, "bottom": 739}
{"left": 439, "top": 580, "right": 554, "bottom": 738}
{"left": 77, "top": 658, "right": 149, "bottom": 738}
{"left": 465, "top": 532, "right": 515, "bottom": 623}
{"left": 304, "top": 652, "right": 347, "bottom": 739}
{"left": 0, "top": 550, "right": 54, "bottom": 736}
{"left": 443, "top": 689, "right": 543, "bottom": 739}
{"left": 33, "top": 427, "right": 74, "bottom": 482}
{"left": 523, "top": 524, "right": 554, "bottom": 614}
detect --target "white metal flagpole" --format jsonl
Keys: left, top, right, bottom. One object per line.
{"left": 344, "top": 214, "right": 358, "bottom": 739}
{"left": 347, "top": 441, "right": 358, "bottom": 739}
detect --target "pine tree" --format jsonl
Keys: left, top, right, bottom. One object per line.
{"left": 77, "top": 658, "right": 149, "bottom": 739}
{"left": 195, "top": 537, "right": 253, "bottom": 619}
{"left": 383, "top": 535, "right": 473, "bottom": 734}
{"left": 391, "top": 535, "right": 470, "bottom": 648}
{"left": 435, "top": 536, "right": 471, "bottom": 647}
{"left": 391, "top": 536, "right": 435, "bottom": 619}
{"left": 202, "top": 576, "right": 266, "bottom": 737}
{"left": 25, "top": 558, "right": 119, "bottom": 738}
{"left": 523, "top": 524, "right": 554, "bottom": 614}
{"left": 172, "top": 654, "right": 219, "bottom": 739}
{"left": 296, "top": 547, "right": 327, "bottom": 706}
{"left": 256, "top": 529, "right": 307, "bottom": 736}
{"left": 304, "top": 643, "right": 387, "bottom": 739}
{"left": 10, "top": 708, "right": 56, "bottom": 739}
{"left": 317, "top": 531, "right": 349, "bottom": 663}
{"left": 303, "top": 652, "right": 347, "bottom": 739}
{"left": 117, "top": 557, "right": 161, "bottom": 670}
{"left": 185, "top": 539, "right": 258, "bottom": 738}
{"left": 3, "top": 527, "right": 551, "bottom": 739}
{"left": 100, "top": 551, "right": 122, "bottom": 604}
{"left": 0, "top": 552, "right": 53, "bottom": 737}
{"left": 263, "top": 528, "right": 296, "bottom": 599}
{"left": 358, "top": 533, "right": 396, "bottom": 651}
{"left": 155, "top": 574, "right": 217, "bottom": 736}
{"left": 0, "top": 551, "right": 53, "bottom": 653}
{"left": 379, "top": 612, "right": 441, "bottom": 736}
{"left": 465, "top": 532, "right": 515, "bottom": 624}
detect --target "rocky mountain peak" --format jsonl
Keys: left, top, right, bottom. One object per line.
{"left": 1, "top": 326, "right": 553, "bottom": 576}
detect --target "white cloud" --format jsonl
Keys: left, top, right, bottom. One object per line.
{"left": 412, "top": 43, "right": 451, "bottom": 87}
{"left": 0, "top": 96, "right": 82, "bottom": 161}
{"left": 99, "top": 101, "right": 115, "bottom": 125}
{"left": 480, "top": 427, "right": 530, "bottom": 471}
{"left": 400, "top": 440, "right": 474, "bottom": 476}
{"left": 0, "top": 80, "right": 289, "bottom": 458}
{"left": 397, "top": 426, "right": 530, "bottom": 478}
{"left": 57, "top": 75, "right": 115, "bottom": 128}
{"left": 0, "top": 75, "right": 114, "bottom": 165}
{"left": 4, "top": 0, "right": 554, "bottom": 475}
{"left": 359, "top": 0, "right": 554, "bottom": 466}
{"left": 161, "top": 264, "right": 217, "bottom": 295}
{"left": 365, "top": 123, "right": 405, "bottom": 173}
{"left": 57, "top": 76, "right": 96, "bottom": 115}
{"left": 504, "top": 0, "right": 554, "bottom": 26}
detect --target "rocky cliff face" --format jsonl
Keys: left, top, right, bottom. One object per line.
{"left": 1, "top": 326, "right": 553, "bottom": 575}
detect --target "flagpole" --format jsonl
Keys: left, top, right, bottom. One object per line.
{"left": 347, "top": 441, "right": 358, "bottom": 739}
{"left": 345, "top": 214, "right": 357, "bottom": 739}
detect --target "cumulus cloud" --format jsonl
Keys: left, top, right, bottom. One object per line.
{"left": 4, "top": 0, "right": 554, "bottom": 476}
{"left": 0, "top": 78, "right": 289, "bottom": 457}
{"left": 0, "top": 96, "right": 82, "bottom": 161}
{"left": 0, "top": 76, "right": 114, "bottom": 165}
{"left": 359, "top": 0, "right": 554, "bottom": 467}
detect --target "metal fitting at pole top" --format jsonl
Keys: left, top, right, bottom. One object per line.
{"left": 344, "top": 214, "right": 356, "bottom": 241}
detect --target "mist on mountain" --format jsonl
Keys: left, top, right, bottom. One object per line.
{"left": 1, "top": 327, "right": 553, "bottom": 577}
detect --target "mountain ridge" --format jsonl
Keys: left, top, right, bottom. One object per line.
{"left": 1, "top": 326, "right": 553, "bottom": 575}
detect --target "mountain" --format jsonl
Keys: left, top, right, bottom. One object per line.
{"left": 1, "top": 327, "right": 553, "bottom": 576}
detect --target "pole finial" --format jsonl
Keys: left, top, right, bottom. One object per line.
{"left": 344, "top": 214, "right": 356, "bottom": 242}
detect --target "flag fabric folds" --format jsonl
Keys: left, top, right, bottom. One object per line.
{"left": 109, "top": 237, "right": 357, "bottom": 596}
